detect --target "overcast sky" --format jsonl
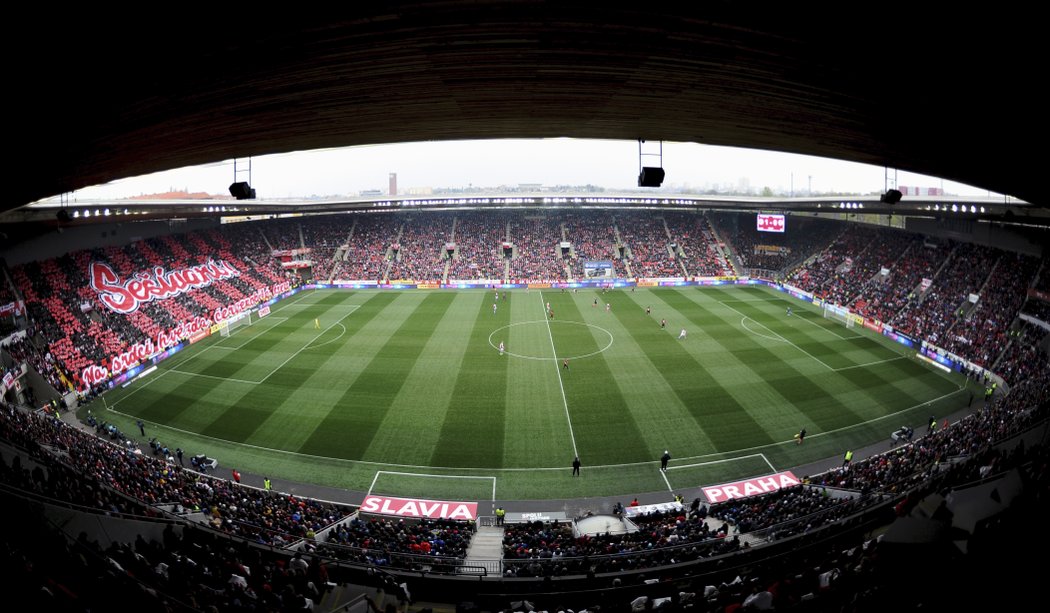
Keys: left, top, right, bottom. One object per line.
{"left": 61, "top": 139, "right": 999, "bottom": 201}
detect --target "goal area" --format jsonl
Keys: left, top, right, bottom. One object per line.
{"left": 219, "top": 311, "right": 253, "bottom": 337}
{"left": 822, "top": 303, "right": 855, "bottom": 328}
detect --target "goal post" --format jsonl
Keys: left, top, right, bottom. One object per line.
{"left": 822, "top": 303, "right": 855, "bottom": 329}
{"left": 219, "top": 311, "right": 252, "bottom": 337}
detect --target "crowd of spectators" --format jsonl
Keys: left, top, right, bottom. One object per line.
{"left": 507, "top": 214, "right": 565, "bottom": 282}
{"left": 317, "top": 515, "right": 475, "bottom": 568}
{"left": 892, "top": 242, "right": 997, "bottom": 346}
{"left": 940, "top": 251, "right": 1040, "bottom": 366}
{"left": 496, "top": 368, "right": 1049, "bottom": 580}
{"left": 785, "top": 224, "right": 879, "bottom": 305}
{"left": 564, "top": 213, "right": 627, "bottom": 279}
{"left": 502, "top": 509, "right": 743, "bottom": 576}
{"left": 810, "top": 370, "right": 1049, "bottom": 493}
{"left": 336, "top": 214, "right": 401, "bottom": 281}
{"left": 616, "top": 212, "right": 682, "bottom": 278}
{"left": 707, "top": 486, "right": 858, "bottom": 539}
{"left": 2, "top": 333, "right": 67, "bottom": 393}
{"left": 447, "top": 211, "right": 509, "bottom": 281}
{"left": 851, "top": 237, "right": 949, "bottom": 324}
{"left": 9, "top": 224, "right": 288, "bottom": 391}
{"left": 386, "top": 213, "right": 452, "bottom": 282}
{"left": 0, "top": 402, "right": 352, "bottom": 546}
{"left": 993, "top": 319, "right": 1049, "bottom": 385}
{"left": 261, "top": 218, "right": 304, "bottom": 252}
{"left": 1020, "top": 296, "right": 1050, "bottom": 322}
{"left": 300, "top": 216, "right": 354, "bottom": 282}
{"left": 0, "top": 492, "right": 335, "bottom": 612}
{"left": 664, "top": 213, "right": 735, "bottom": 277}
{"left": 708, "top": 212, "right": 837, "bottom": 275}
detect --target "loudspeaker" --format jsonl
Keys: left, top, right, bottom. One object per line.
{"left": 638, "top": 167, "right": 665, "bottom": 187}
{"left": 229, "top": 182, "right": 255, "bottom": 200}
{"left": 880, "top": 189, "right": 902, "bottom": 204}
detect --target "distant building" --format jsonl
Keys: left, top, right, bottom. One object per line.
{"left": 407, "top": 186, "right": 434, "bottom": 196}
{"left": 128, "top": 190, "right": 225, "bottom": 200}
{"left": 900, "top": 186, "right": 944, "bottom": 196}
{"left": 389, "top": 173, "right": 397, "bottom": 196}
{"left": 359, "top": 189, "right": 384, "bottom": 197}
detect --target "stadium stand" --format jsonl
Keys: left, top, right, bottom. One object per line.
{"left": 386, "top": 213, "right": 452, "bottom": 282}
{"left": 2, "top": 209, "right": 1049, "bottom": 611}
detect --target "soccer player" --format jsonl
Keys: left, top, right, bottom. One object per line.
{"left": 493, "top": 302, "right": 498, "bottom": 315}
{"left": 660, "top": 318, "right": 666, "bottom": 329}
{"left": 646, "top": 305, "right": 651, "bottom": 315}
{"left": 314, "top": 318, "right": 320, "bottom": 329}
{"left": 678, "top": 328, "right": 687, "bottom": 340}
{"left": 499, "top": 341, "right": 505, "bottom": 356}
{"left": 562, "top": 358, "right": 569, "bottom": 370}
{"left": 787, "top": 306, "right": 792, "bottom": 317}
{"left": 796, "top": 428, "right": 806, "bottom": 444}
{"left": 605, "top": 303, "right": 610, "bottom": 312}
{"left": 593, "top": 297, "right": 598, "bottom": 307}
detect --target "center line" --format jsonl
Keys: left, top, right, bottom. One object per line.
{"left": 540, "top": 292, "right": 579, "bottom": 458}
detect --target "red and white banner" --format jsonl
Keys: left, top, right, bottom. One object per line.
{"left": 702, "top": 471, "right": 800, "bottom": 503}
{"left": 80, "top": 315, "right": 213, "bottom": 388}
{"left": 79, "top": 279, "right": 291, "bottom": 389}
{"left": 90, "top": 260, "right": 241, "bottom": 314}
{"left": 271, "top": 248, "right": 312, "bottom": 257}
{"left": 360, "top": 495, "right": 478, "bottom": 520}
{"left": 756, "top": 214, "right": 786, "bottom": 233}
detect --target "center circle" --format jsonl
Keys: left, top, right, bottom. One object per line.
{"left": 488, "top": 320, "right": 614, "bottom": 361}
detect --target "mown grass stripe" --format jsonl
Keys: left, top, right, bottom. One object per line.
{"left": 198, "top": 291, "right": 398, "bottom": 442}
{"left": 177, "top": 291, "right": 352, "bottom": 380}
{"left": 501, "top": 292, "right": 577, "bottom": 468}
{"left": 430, "top": 292, "right": 513, "bottom": 468}
{"left": 712, "top": 290, "right": 889, "bottom": 369}
{"left": 361, "top": 292, "right": 483, "bottom": 466}
{"left": 297, "top": 292, "right": 457, "bottom": 459}
{"left": 546, "top": 291, "right": 655, "bottom": 465}
{"left": 660, "top": 289, "right": 864, "bottom": 433}
{"left": 573, "top": 291, "right": 720, "bottom": 458}
{"left": 707, "top": 286, "right": 956, "bottom": 423}
{"left": 605, "top": 290, "right": 778, "bottom": 452}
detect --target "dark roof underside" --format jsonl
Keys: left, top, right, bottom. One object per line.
{"left": 10, "top": 4, "right": 1045, "bottom": 211}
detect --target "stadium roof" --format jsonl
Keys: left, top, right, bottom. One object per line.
{"left": 10, "top": 5, "right": 1046, "bottom": 221}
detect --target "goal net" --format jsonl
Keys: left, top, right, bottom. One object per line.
{"left": 822, "top": 303, "right": 855, "bottom": 328}
{"left": 219, "top": 311, "right": 252, "bottom": 337}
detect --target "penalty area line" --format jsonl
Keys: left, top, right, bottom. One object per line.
{"left": 369, "top": 470, "right": 497, "bottom": 501}
{"left": 660, "top": 468, "right": 673, "bottom": 492}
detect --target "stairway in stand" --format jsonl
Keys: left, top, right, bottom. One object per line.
{"left": 464, "top": 524, "right": 504, "bottom": 575}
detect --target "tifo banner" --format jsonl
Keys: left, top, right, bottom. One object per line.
{"left": 90, "top": 260, "right": 241, "bottom": 314}
{"left": 80, "top": 279, "right": 291, "bottom": 389}
{"left": 702, "top": 471, "right": 800, "bottom": 503}
{"left": 359, "top": 495, "right": 478, "bottom": 520}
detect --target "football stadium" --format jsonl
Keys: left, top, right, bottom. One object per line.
{"left": 2, "top": 7, "right": 1049, "bottom": 613}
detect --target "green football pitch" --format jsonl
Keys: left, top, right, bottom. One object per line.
{"left": 87, "top": 286, "right": 970, "bottom": 501}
